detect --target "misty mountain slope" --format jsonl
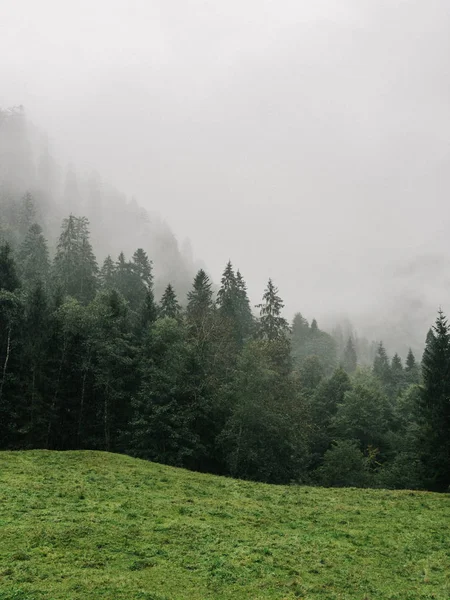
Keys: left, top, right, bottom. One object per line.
{"left": 0, "top": 450, "right": 448, "bottom": 600}
{"left": 0, "top": 106, "right": 200, "bottom": 300}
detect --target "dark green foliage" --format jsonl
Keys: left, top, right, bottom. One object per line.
{"left": 317, "top": 440, "right": 369, "bottom": 487}
{"left": 256, "top": 278, "right": 289, "bottom": 341}
{"left": 160, "top": 283, "right": 181, "bottom": 319}
{"left": 131, "top": 318, "right": 198, "bottom": 465}
{"left": 419, "top": 310, "right": 450, "bottom": 491}
{"left": 218, "top": 340, "right": 309, "bottom": 483}
{"left": 187, "top": 269, "right": 214, "bottom": 325}
{"left": 99, "top": 255, "right": 115, "bottom": 289}
{"left": 332, "top": 369, "right": 392, "bottom": 454}
{"left": 17, "top": 223, "right": 50, "bottom": 286}
{"left": 0, "top": 243, "right": 20, "bottom": 291}
{"left": 53, "top": 216, "right": 98, "bottom": 303}
{"left": 373, "top": 342, "right": 390, "bottom": 386}
{"left": 0, "top": 189, "right": 445, "bottom": 492}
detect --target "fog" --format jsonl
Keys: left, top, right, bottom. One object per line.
{"left": 1, "top": 0, "right": 450, "bottom": 355}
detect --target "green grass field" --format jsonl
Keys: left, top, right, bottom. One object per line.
{"left": 0, "top": 451, "right": 448, "bottom": 600}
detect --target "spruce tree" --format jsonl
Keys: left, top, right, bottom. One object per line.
{"left": 160, "top": 283, "right": 181, "bottom": 319}
{"left": 186, "top": 269, "right": 214, "bottom": 324}
{"left": 17, "top": 224, "right": 50, "bottom": 286}
{"left": 373, "top": 342, "right": 391, "bottom": 386}
{"left": 256, "top": 278, "right": 289, "bottom": 341}
{"left": 342, "top": 337, "right": 357, "bottom": 374}
{"left": 216, "top": 261, "right": 237, "bottom": 317}
{"left": 420, "top": 310, "right": 450, "bottom": 491}
{"left": 100, "top": 255, "right": 115, "bottom": 289}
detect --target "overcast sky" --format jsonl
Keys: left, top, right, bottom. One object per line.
{"left": 1, "top": 0, "right": 450, "bottom": 346}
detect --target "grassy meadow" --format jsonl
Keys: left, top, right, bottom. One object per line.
{"left": 0, "top": 451, "right": 448, "bottom": 599}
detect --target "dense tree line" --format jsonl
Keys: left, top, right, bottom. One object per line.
{"left": 0, "top": 196, "right": 448, "bottom": 492}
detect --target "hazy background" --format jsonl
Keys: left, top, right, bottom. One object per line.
{"left": 1, "top": 0, "right": 450, "bottom": 352}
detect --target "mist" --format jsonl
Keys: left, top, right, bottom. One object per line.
{"left": 2, "top": 0, "right": 450, "bottom": 356}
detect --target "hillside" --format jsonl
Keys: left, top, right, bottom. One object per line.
{"left": 0, "top": 452, "right": 448, "bottom": 600}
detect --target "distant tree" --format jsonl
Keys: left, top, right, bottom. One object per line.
{"left": 405, "top": 348, "right": 420, "bottom": 384}
{"left": 100, "top": 255, "right": 115, "bottom": 289}
{"left": 390, "top": 353, "right": 405, "bottom": 397}
{"left": 235, "top": 270, "right": 253, "bottom": 341}
{"left": 18, "top": 192, "right": 36, "bottom": 237}
{"left": 373, "top": 342, "right": 391, "bottom": 387}
{"left": 256, "top": 279, "right": 289, "bottom": 341}
{"left": 160, "top": 283, "right": 181, "bottom": 319}
{"left": 186, "top": 269, "right": 214, "bottom": 326}
{"left": 17, "top": 224, "right": 50, "bottom": 286}
{"left": 53, "top": 216, "right": 98, "bottom": 303}
{"left": 342, "top": 337, "right": 357, "bottom": 374}
{"left": 216, "top": 261, "right": 237, "bottom": 317}
{"left": 332, "top": 369, "right": 392, "bottom": 455}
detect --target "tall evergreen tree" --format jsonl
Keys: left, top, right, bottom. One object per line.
{"left": 17, "top": 224, "right": 50, "bottom": 286}
{"left": 160, "top": 284, "right": 181, "bottom": 319}
{"left": 373, "top": 342, "right": 390, "bottom": 386}
{"left": 420, "top": 310, "right": 450, "bottom": 491}
{"left": 186, "top": 269, "right": 214, "bottom": 325}
{"left": 342, "top": 337, "right": 357, "bottom": 374}
{"left": 53, "top": 216, "right": 98, "bottom": 303}
{"left": 100, "top": 255, "right": 115, "bottom": 289}
{"left": 256, "top": 279, "right": 289, "bottom": 341}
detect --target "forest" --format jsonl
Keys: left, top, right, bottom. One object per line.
{"left": 0, "top": 107, "right": 449, "bottom": 493}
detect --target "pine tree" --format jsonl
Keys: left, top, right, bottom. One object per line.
{"left": 132, "top": 248, "right": 153, "bottom": 289}
{"left": 256, "top": 279, "right": 289, "bottom": 341}
{"left": 100, "top": 255, "right": 115, "bottom": 289}
{"left": 235, "top": 269, "right": 254, "bottom": 343}
{"left": 406, "top": 348, "right": 416, "bottom": 372}
{"left": 405, "top": 348, "right": 420, "bottom": 384}
{"left": 17, "top": 224, "right": 50, "bottom": 287}
{"left": 342, "top": 337, "right": 357, "bottom": 374}
{"left": 420, "top": 310, "right": 450, "bottom": 491}
{"left": 390, "top": 353, "right": 405, "bottom": 397}
{"left": 217, "top": 261, "right": 237, "bottom": 317}
{"left": 53, "top": 216, "right": 98, "bottom": 303}
{"left": 373, "top": 342, "right": 390, "bottom": 386}
{"left": 160, "top": 284, "right": 181, "bottom": 319}
{"left": 186, "top": 269, "right": 214, "bottom": 324}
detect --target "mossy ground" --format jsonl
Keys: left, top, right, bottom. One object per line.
{"left": 0, "top": 451, "right": 448, "bottom": 599}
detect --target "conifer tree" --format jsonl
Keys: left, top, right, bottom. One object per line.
{"left": 160, "top": 283, "right": 181, "bottom": 319}
{"left": 17, "top": 224, "right": 50, "bottom": 286}
{"left": 373, "top": 342, "right": 391, "bottom": 386}
{"left": 53, "top": 216, "right": 98, "bottom": 303}
{"left": 217, "top": 261, "right": 237, "bottom": 317}
{"left": 420, "top": 310, "right": 450, "bottom": 491}
{"left": 405, "top": 348, "right": 420, "bottom": 384}
{"left": 235, "top": 269, "right": 253, "bottom": 342}
{"left": 100, "top": 255, "right": 115, "bottom": 289}
{"left": 256, "top": 279, "right": 289, "bottom": 341}
{"left": 342, "top": 337, "right": 357, "bottom": 374}
{"left": 186, "top": 269, "right": 214, "bottom": 324}
{"left": 132, "top": 248, "right": 153, "bottom": 288}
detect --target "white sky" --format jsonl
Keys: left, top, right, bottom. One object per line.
{"left": 1, "top": 0, "right": 450, "bottom": 347}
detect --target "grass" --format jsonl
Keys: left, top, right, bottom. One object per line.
{"left": 0, "top": 451, "right": 449, "bottom": 599}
